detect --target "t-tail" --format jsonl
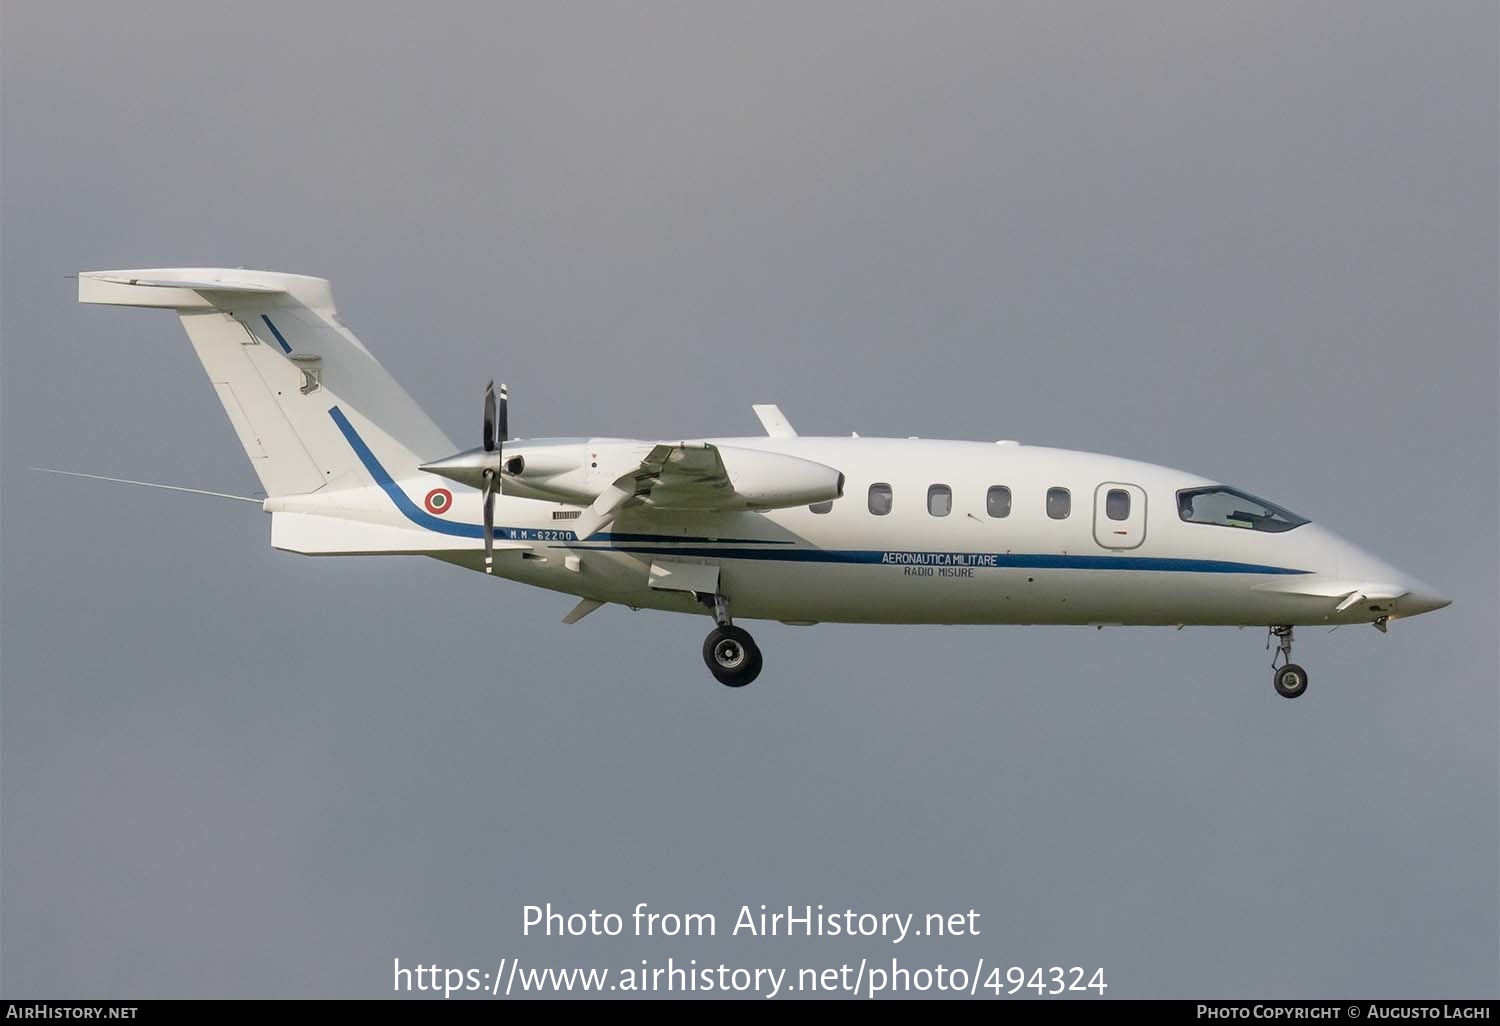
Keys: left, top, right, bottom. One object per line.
{"left": 77, "top": 268, "right": 459, "bottom": 553}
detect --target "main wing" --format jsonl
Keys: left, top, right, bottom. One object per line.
{"left": 573, "top": 441, "right": 841, "bottom": 539}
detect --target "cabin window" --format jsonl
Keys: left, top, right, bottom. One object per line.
{"left": 1176, "top": 486, "right": 1308, "bottom": 533}
{"left": 927, "top": 484, "right": 952, "bottom": 517}
{"left": 986, "top": 485, "right": 1012, "bottom": 518}
{"left": 1046, "top": 487, "right": 1071, "bottom": 519}
{"left": 868, "top": 483, "right": 893, "bottom": 516}
{"left": 1105, "top": 488, "right": 1131, "bottom": 521}
{"left": 809, "top": 500, "right": 833, "bottom": 514}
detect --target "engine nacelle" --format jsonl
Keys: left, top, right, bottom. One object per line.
{"left": 495, "top": 441, "right": 596, "bottom": 504}
{"left": 422, "top": 438, "right": 844, "bottom": 512}
{"left": 501, "top": 442, "right": 591, "bottom": 480}
{"left": 707, "top": 445, "right": 844, "bottom": 510}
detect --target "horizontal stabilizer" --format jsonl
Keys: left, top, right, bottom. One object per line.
{"left": 85, "top": 274, "right": 283, "bottom": 293}
{"left": 270, "top": 512, "right": 534, "bottom": 556}
{"left": 79, "top": 269, "right": 295, "bottom": 309}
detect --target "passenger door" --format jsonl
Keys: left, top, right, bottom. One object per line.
{"left": 1093, "top": 482, "right": 1146, "bottom": 549}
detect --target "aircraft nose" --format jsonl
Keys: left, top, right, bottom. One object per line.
{"left": 1399, "top": 587, "right": 1452, "bottom": 617}
{"left": 1330, "top": 536, "right": 1450, "bottom": 618}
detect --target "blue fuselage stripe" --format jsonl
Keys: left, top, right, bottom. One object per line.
{"left": 262, "top": 314, "right": 293, "bottom": 353}
{"left": 328, "top": 406, "right": 1308, "bottom": 576}
{"left": 603, "top": 546, "right": 1306, "bottom": 574}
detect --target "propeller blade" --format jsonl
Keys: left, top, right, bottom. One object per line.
{"left": 481, "top": 378, "right": 507, "bottom": 572}
{"left": 483, "top": 380, "right": 497, "bottom": 452}
{"left": 482, "top": 471, "right": 496, "bottom": 574}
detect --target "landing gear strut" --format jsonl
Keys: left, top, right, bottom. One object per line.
{"left": 699, "top": 593, "right": 762, "bottom": 688}
{"left": 1268, "top": 625, "right": 1308, "bottom": 699}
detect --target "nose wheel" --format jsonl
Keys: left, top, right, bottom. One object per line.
{"left": 1268, "top": 626, "right": 1309, "bottom": 699}
{"left": 699, "top": 592, "right": 763, "bottom": 687}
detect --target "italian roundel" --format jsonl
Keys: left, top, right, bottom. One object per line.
{"left": 424, "top": 488, "right": 453, "bottom": 515}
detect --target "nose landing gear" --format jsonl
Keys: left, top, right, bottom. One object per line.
{"left": 1269, "top": 625, "right": 1308, "bottom": 698}
{"left": 700, "top": 592, "right": 762, "bottom": 688}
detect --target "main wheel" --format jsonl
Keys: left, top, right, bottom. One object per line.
{"left": 703, "top": 625, "right": 763, "bottom": 687}
{"left": 1274, "top": 663, "right": 1309, "bottom": 699}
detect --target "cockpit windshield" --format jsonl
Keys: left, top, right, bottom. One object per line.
{"left": 1175, "top": 486, "right": 1308, "bottom": 533}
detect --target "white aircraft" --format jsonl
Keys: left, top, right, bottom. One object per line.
{"left": 61, "top": 267, "right": 1449, "bottom": 698}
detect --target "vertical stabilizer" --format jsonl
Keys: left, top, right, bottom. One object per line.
{"left": 79, "top": 269, "right": 454, "bottom": 498}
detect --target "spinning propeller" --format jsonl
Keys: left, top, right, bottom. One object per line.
{"left": 480, "top": 380, "right": 509, "bottom": 573}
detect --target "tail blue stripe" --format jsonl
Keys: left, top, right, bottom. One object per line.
{"left": 262, "top": 314, "right": 293, "bottom": 354}
{"left": 331, "top": 406, "right": 483, "bottom": 537}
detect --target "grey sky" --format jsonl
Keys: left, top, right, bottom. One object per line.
{"left": 3, "top": 0, "right": 1495, "bottom": 999}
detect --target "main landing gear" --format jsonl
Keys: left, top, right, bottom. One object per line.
{"left": 1268, "top": 625, "right": 1309, "bottom": 699}
{"left": 700, "top": 592, "right": 762, "bottom": 688}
